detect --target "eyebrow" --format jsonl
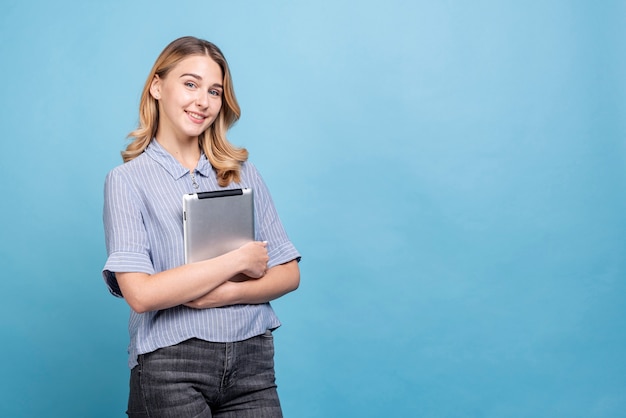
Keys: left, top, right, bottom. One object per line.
{"left": 180, "top": 73, "right": 223, "bottom": 88}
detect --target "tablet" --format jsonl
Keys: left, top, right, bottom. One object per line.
{"left": 183, "top": 188, "right": 254, "bottom": 264}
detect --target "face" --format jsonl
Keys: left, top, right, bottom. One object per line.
{"left": 150, "top": 54, "right": 224, "bottom": 143}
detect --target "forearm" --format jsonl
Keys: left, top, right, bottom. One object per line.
{"left": 116, "top": 241, "right": 269, "bottom": 313}
{"left": 235, "top": 260, "right": 300, "bottom": 304}
{"left": 185, "top": 260, "right": 300, "bottom": 309}
{"left": 116, "top": 249, "right": 251, "bottom": 313}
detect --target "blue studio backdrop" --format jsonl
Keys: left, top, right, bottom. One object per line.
{"left": 1, "top": 1, "right": 625, "bottom": 417}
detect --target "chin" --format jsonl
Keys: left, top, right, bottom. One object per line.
{"left": 183, "top": 127, "right": 208, "bottom": 139}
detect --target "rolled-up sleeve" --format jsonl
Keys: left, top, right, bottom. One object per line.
{"left": 102, "top": 169, "right": 155, "bottom": 297}
{"left": 249, "top": 164, "right": 301, "bottom": 268}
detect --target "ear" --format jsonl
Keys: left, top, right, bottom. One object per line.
{"left": 149, "top": 75, "right": 161, "bottom": 100}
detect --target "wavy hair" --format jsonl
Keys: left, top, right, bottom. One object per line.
{"left": 123, "top": 36, "right": 247, "bottom": 186}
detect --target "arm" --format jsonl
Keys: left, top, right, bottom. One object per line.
{"left": 184, "top": 259, "right": 300, "bottom": 309}
{"left": 116, "top": 241, "right": 269, "bottom": 313}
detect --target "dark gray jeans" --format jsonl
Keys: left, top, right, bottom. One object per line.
{"left": 127, "top": 331, "right": 282, "bottom": 418}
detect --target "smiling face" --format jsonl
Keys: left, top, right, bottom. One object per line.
{"left": 150, "top": 54, "right": 224, "bottom": 144}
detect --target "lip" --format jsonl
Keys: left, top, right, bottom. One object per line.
{"left": 186, "top": 110, "right": 207, "bottom": 124}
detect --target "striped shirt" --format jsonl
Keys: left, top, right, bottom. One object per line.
{"left": 102, "top": 140, "right": 300, "bottom": 368}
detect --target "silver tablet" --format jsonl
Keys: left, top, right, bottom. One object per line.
{"left": 183, "top": 188, "right": 254, "bottom": 264}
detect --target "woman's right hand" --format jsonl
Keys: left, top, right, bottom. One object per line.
{"left": 237, "top": 241, "right": 269, "bottom": 279}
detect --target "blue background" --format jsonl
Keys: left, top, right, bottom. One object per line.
{"left": 1, "top": 1, "right": 625, "bottom": 417}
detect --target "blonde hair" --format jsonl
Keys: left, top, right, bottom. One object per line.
{"left": 123, "top": 36, "right": 248, "bottom": 186}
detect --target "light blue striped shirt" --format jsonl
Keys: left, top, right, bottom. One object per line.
{"left": 102, "top": 140, "right": 300, "bottom": 368}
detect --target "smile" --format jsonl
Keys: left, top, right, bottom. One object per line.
{"left": 187, "top": 111, "right": 206, "bottom": 121}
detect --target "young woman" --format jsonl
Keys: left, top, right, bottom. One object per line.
{"left": 102, "top": 36, "right": 301, "bottom": 418}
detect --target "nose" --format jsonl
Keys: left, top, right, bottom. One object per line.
{"left": 195, "top": 91, "right": 209, "bottom": 108}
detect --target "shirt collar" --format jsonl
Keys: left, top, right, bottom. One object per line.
{"left": 145, "top": 140, "right": 212, "bottom": 180}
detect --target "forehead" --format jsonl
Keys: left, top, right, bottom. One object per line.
{"left": 170, "top": 55, "right": 223, "bottom": 81}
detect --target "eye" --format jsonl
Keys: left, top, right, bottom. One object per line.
{"left": 185, "top": 81, "right": 197, "bottom": 89}
{"left": 209, "top": 89, "right": 221, "bottom": 97}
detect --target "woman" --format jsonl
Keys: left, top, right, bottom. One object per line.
{"left": 102, "top": 36, "right": 301, "bottom": 418}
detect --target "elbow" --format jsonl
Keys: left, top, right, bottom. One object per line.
{"left": 131, "top": 304, "right": 151, "bottom": 315}
{"left": 116, "top": 272, "right": 159, "bottom": 314}
{"left": 288, "top": 264, "right": 300, "bottom": 293}
{"left": 124, "top": 295, "right": 154, "bottom": 314}
{"left": 120, "top": 285, "right": 157, "bottom": 313}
